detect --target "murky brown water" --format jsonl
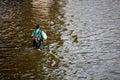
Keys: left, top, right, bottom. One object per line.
{"left": 0, "top": 0, "right": 120, "bottom": 80}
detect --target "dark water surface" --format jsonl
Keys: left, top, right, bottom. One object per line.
{"left": 0, "top": 0, "right": 120, "bottom": 80}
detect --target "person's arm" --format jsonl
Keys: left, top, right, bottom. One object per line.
{"left": 38, "top": 30, "right": 43, "bottom": 39}
{"left": 32, "top": 30, "right": 35, "bottom": 36}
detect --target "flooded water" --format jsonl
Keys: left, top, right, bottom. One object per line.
{"left": 0, "top": 0, "right": 120, "bottom": 80}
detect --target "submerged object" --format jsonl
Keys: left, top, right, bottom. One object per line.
{"left": 42, "top": 31, "right": 47, "bottom": 40}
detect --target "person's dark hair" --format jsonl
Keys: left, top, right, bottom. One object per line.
{"left": 36, "top": 24, "right": 40, "bottom": 29}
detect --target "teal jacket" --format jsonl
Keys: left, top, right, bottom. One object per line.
{"left": 32, "top": 29, "right": 43, "bottom": 40}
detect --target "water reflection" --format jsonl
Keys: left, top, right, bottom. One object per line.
{"left": 55, "top": 0, "right": 120, "bottom": 80}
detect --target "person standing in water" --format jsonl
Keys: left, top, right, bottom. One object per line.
{"left": 32, "top": 24, "right": 43, "bottom": 50}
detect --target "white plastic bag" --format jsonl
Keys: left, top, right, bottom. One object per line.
{"left": 42, "top": 31, "right": 47, "bottom": 40}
